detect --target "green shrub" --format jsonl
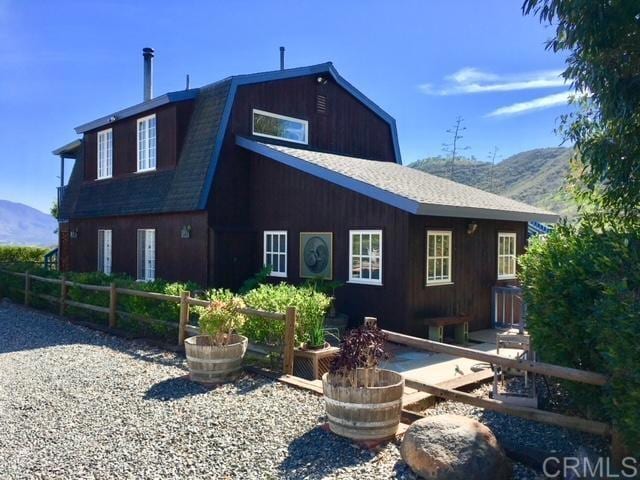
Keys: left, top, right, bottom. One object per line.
{"left": 198, "top": 293, "right": 247, "bottom": 345}
{"left": 242, "top": 283, "right": 330, "bottom": 347}
{"left": 519, "top": 218, "right": 640, "bottom": 450}
{"left": 0, "top": 245, "right": 49, "bottom": 264}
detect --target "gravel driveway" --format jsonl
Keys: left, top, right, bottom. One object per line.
{"left": 0, "top": 302, "right": 414, "bottom": 480}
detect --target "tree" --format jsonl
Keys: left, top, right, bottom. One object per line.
{"left": 441, "top": 116, "right": 470, "bottom": 180}
{"left": 487, "top": 146, "right": 500, "bottom": 193}
{"left": 523, "top": 0, "right": 640, "bottom": 221}
{"left": 50, "top": 200, "right": 59, "bottom": 220}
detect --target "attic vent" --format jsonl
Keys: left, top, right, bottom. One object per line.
{"left": 316, "top": 94, "right": 327, "bottom": 114}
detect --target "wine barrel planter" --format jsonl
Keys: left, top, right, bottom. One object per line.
{"left": 185, "top": 334, "right": 248, "bottom": 385}
{"left": 322, "top": 368, "right": 404, "bottom": 440}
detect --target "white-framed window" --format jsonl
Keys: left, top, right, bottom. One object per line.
{"left": 349, "top": 230, "right": 382, "bottom": 285}
{"left": 497, "top": 232, "right": 517, "bottom": 280}
{"left": 97, "top": 229, "right": 112, "bottom": 275}
{"left": 263, "top": 231, "right": 287, "bottom": 277}
{"left": 137, "top": 229, "right": 156, "bottom": 281}
{"left": 97, "top": 129, "right": 113, "bottom": 179}
{"left": 137, "top": 114, "right": 156, "bottom": 172}
{"left": 252, "top": 109, "right": 308, "bottom": 144}
{"left": 426, "top": 230, "right": 452, "bottom": 285}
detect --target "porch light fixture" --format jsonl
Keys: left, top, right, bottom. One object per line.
{"left": 466, "top": 222, "right": 478, "bottom": 235}
{"left": 70, "top": 228, "right": 79, "bottom": 239}
{"left": 317, "top": 76, "right": 328, "bottom": 85}
{"left": 180, "top": 225, "right": 192, "bottom": 239}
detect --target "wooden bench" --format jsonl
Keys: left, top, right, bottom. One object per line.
{"left": 422, "top": 316, "right": 470, "bottom": 344}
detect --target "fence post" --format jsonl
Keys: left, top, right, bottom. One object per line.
{"left": 178, "top": 290, "right": 190, "bottom": 346}
{"left": 108, "top": 282, "right": 117, "bottom": 328}
{"left": 59, "top": 273, "right": 67, "bottom": 316}
{"left": 24, "top": 271, "right": 30, "bottom": 306}
{"left": 282, "top": 306, "right": 296, "bottom": 376}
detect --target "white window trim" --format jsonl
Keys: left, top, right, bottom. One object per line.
{"left": 497, "top": 232, "right": 517, "bottom": 280}
{"left": 136, "top": 114, "right": 156, "bottom": 173}
{"left": 426, "top": 230, "right": 453, "bottom": 286}
{"left": 137, "top": 228, "right": 156, "bottom": 282}
{"left": 252, "top": 109, "right": 309, "bottom": 145}
{"left": 348, "top": 229, "right": 383, "bottom": 286}
{"left": 97, "top": 128, "right": 113, "bottom": 180}
{"left": 97, "top": 229, "right": 112, "bottom": 275}
{"left": 263, "top": 230, "right": 288, "bottom": 278}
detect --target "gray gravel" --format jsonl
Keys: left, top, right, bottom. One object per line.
{"left": 420, "top": 378, "right": 610, "bottom": 480}
{"left": 0, "top": 302, "right": 415, "bottom": 480}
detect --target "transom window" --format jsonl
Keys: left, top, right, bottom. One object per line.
{"left": 349, "top": 230, "right": 382, "bottom": 285}
{"left": 97, "top": 129, "right": 112, "bottom": 179}
{"left": 97, "top": 229, "right": 112, "bottom": 275}
{"left": 137, "top": 229, "right": 156, "bottom": 281}
{"left": 252, "top": 109, "right": 308, "bottom": 144}
{"left": 498, "top": 232, "right": 517, "bottom": 280}
{"left": 137, "top": 114, "right": 156, "bottom": 172}
{"left": 426, "top": 230, "right": 452, "bottom": 285}
{"left": 264, "top": 231, "right": 287, "bottom": 277}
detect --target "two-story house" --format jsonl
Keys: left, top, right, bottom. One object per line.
{"left": 54, "top": 48, "right": 557, "bottom": 335}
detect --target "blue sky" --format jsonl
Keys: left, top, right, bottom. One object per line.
{"left": 0, "top": 0, "right": 571, "bottom": 213}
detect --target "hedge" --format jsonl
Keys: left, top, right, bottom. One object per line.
{"left": 0, "top": 267, "right": 331, "bottom": 349}
{"left": 0, "top": 245, "right": 49, "bottom": 264}
{"left": 519, "top": 219, "right": 640, "bottom": 451}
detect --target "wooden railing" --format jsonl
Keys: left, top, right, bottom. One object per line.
{"left": 0, "top": 269, "right": 297, "bottom": 375}
{"left": 382, "top": 329, "right": 612, "bottom": 437}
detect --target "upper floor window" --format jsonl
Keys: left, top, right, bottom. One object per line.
{"left": 137, "top": 114, "right": 156, "bottom": 172}
{"left": 497, "top": 232, "right": 517, "bottom": 280}
{"left": 426, "top": 230, "right": 452, "bottom": 285}
{"left": 252, "top": 109, "right": 308, "bottom": 145}
{"left": 264, "top": 230, "right": 287, "bottom": 277}
{"left": 349, "top": 230, "right": 382, "bottom": 285}
{"left": 97, "top": 129, "right": 112, "bottom": 179}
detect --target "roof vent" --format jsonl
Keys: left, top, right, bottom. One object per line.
{"left": 316, "top": 94, "right": 327, "bottom": 114}
{"left": 280, "top": 46, "right": 285, "bottom": 70}
{"left": 142, "top": 47, "right": 154, "bottom": 102}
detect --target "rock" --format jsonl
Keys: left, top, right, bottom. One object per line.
{"left": 400, "top": 414, "right": 511, "bottom": 480}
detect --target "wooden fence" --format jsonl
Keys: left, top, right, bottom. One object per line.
{"left": 0, "top": 269, "right": 297, "bottom": 375}
{"left": 382, "top": 329, "right": 612, "bottom": 437}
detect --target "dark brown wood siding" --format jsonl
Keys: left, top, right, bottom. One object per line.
{"left": 207, "top": 74, "right": 399, "bottom": 289}
{"left": 65, "top": 211, "right": 208, "bottom": 286}
{"left": 82, "top": 100, "right": 195, "bottom": 181}
{"left": 407, "top": 216, "right": 526, "bottom": 333}
{"left": 245, "top": 152, "right": 411, "bottom": 333}
{"left": 230, "top": 75, "right": 396, "bottom": 161}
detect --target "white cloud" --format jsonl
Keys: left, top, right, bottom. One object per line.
{"left": 486, "top": 91, "right": 572, "bottom": 117}
{"left": 420, "top": 67, "right": 567, "bottom": 96}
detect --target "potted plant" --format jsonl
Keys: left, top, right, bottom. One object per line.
{"left": 185, "top": 293, "right": 248, "bottom": 385}
{"left": 322, "top": 319, "right": 404, "bottom": 441}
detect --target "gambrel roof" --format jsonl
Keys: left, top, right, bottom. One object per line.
{"left": 61, "top": 63, "right": 401, "bottom": 219}
{"left": 237, "top": 137, "right": 559, "bottom": 223}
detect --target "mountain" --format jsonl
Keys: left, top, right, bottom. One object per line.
{"left": 408, "top": 147, "right": 576, "bottom": 218}
{"left": 0, "top": 200, "right": 58, "bottom": 247}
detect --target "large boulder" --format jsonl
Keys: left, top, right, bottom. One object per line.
{"left": 400, "top": 414, "right": 511, "bottom": 480}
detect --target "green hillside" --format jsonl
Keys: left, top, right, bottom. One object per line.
{"left": 408, "top": 147, "right": 576, "bottom": 218}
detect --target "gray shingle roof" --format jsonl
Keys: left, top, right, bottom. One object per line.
{"left": 237, "top": 138, "right": 559, "bottom": 223}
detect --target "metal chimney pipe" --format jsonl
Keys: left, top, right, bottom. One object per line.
{"left": 279, "top": 46, "right": 285, "bottom": 70}
{"left": 142, "top": 47, "right": 154, "bottom": 101}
